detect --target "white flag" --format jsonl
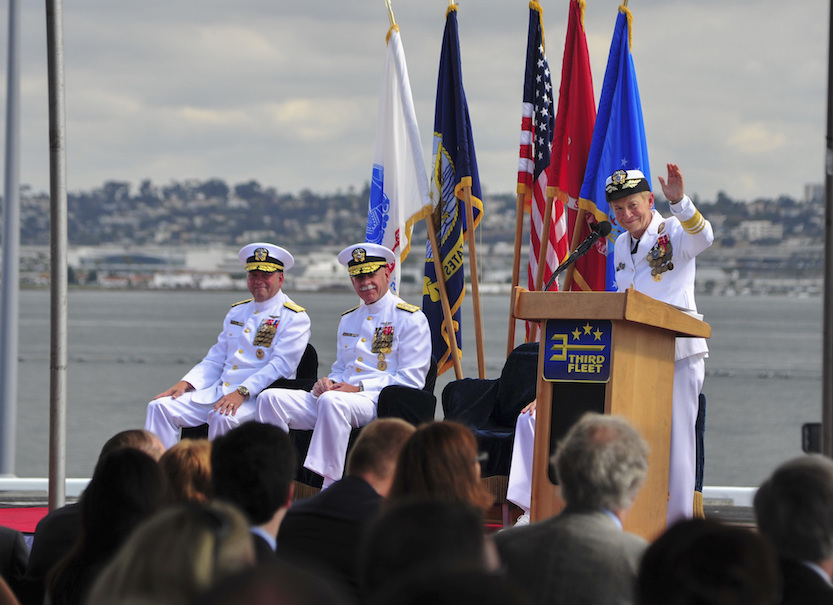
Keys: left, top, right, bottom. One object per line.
{"left": 365, "top": 27, "right": 432, "bottom": 294}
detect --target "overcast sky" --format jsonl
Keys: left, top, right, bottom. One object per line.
{"left": 0, "top": 0, "right": 827, "bottom": 202}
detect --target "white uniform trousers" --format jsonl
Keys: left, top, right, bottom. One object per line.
{"left": 145, "top": 396, "right": 257, "bottom": 449}
{"left": 667, "top": 353, "right": 706, "bottom": 524}
{"left": 506, "top": 410, "right": 536, "bottom": 513}
{"left": 256, "top": 388, "right": 378, "bottom": 486}
{"left": 505, "top": 354, "right": 706, "bottom": 525}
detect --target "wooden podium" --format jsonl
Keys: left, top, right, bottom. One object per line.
{"left": 513, "top": 287, "right": 711, "bottom": 540}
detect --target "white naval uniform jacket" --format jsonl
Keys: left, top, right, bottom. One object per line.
{"left": 613, "top": 195, "right": 714, "bottom": 361}
{"left": 180, "top": 290, "right": 311, "bottom": 403}
{"left": 330, "top": 290, "right": 431, "bottom": 398}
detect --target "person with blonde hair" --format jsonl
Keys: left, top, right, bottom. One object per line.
{"left": 388, "top": 421, "right": 493, "bottom": 513}
{"left": 86, "top": 501, "right": 254, "bottom": 605}
{"left": 159, "top": 438, "right": 213, "bottom": 503}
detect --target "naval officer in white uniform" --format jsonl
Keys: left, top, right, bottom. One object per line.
{"left": 145, "top": 243, "right": 311, "bottom": 448}
{"left": 609, "top": 164, "right": 712, "bottom": 523}
{"left": 256, "top": 242, "right": 431, "bottom": 487}
{"left": 507, "top": 164, "right": 713, "bottom": 525}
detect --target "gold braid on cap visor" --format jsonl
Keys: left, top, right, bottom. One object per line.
{"left": 245, "top": 261, "right": 283, "bottom": 272}
{"left": 348, "top": 261, "right": 387, "bottom": 276}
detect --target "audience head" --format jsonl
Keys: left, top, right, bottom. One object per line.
{"left": 754, "top": 453, "right": 833, "bottom": 563}
{"left": 368, "top": 568, "right": 530, "bottom": 605}
{"left": 211, "top": 421, "right": 296, "bottom": 526}
{"left": 46, "top": 447, "right": 167, "bottom": 605}
{"left": 553, "top": 413, "right": 649, "bottom": 513}
{"left": 346, "top": 418, "right": 415, "bottom": 495}
{"left": 80, "top": 447, "right": 167, "bottom": 555}
{"left": 86, "top": 501, "right": 255, "bottom": 605}
{"left": 197, "top": 560, "right": 347, "bottom": 605}
{"left": 100, "top": 428, "right": 166, "bottom": 461}
{"left": 637, "top": 518, "right": 779, "bottom": 605}
{"left": 159, "top": 438, "right": 213, "bottom": 504}
{"left": 388, "top": 420, "right": 493, "bottom": 511}
{"left": 359, "top": 499, "right": 493, "bottom": 598}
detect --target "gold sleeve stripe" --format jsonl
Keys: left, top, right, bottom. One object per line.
{"left": 681, "top": 211, "right": 706, "bottom": 235}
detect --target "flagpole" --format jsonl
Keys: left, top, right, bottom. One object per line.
{"left": 529, "top": 193, "right": 556, "bottom": 342}
{"left": 385, "top": 0, "right": 395, "bottom": 27}
{"left": 462, "top": 186, "right": 486, "bottom": 378}
{"left": 562, "top": 207, "right": 587, "bottom": 290}
{"left": 507, "top": 192, "right": 525, "bottom": 356}
{"left": 426, "top": 215, "right": 464, "bottom": 378}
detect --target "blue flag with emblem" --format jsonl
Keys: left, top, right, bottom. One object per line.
{"left": 422, "top": 5, "right": 483, "bottom": 375}
{"left": 365, "top": 25, "right": 432, "bottom": 294}
{"left": 577, "top": 5, "right": 651, "bottom": 292}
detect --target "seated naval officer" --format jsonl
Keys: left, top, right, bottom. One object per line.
{"left": 256, "top": 242, "right": 431, "bottom": 488}
{"left": 145, "top": 243, "right": 311, "bottom": 449}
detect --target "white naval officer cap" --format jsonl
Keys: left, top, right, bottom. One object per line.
{"left": 238, "top": 243, "right": 294, "bottom": 273}
{"left": 337, "top": 243, "right": 395, "bottom": 277}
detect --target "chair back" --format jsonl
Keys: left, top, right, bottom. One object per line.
{"left": 494, "top": 342, "right": 539, "bottom": 426}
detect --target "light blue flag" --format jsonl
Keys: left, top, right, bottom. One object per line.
{"left": 578, "top": 6, "right": 650, "bottom": 292}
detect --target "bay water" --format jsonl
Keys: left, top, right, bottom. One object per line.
{"left": 10, "top": 288, "right": 822, "bottom": 488}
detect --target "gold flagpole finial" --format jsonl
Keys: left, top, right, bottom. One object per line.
{"left": 385, "top": 0, "right": 396, "bottom": 27}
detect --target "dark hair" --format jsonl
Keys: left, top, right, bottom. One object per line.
{"left": 388, "top": 421, "right": 493, "bottom": 512}
{"left": 47, "top": 448, "right": 166, "bottom": 605}
{"left": 211, "top": 421, "right": 296, "bottom": 525}
{"left": 754, "top": 454, "right": 833, "bottom": 561}
{"left": 359, "top": 499, "right": 489, "bottom": 598}
{"left": 638, "top": 519, "right": 779, "bottom": 605}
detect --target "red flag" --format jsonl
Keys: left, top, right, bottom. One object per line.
{"left": 549, "top": 0, "right": 602, "bottom": 291}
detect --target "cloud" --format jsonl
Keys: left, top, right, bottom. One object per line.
{"left": 1, "top": 0, "right": 828, "bottom": 202}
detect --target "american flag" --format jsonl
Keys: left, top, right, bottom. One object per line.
{"left": 518, "top": 2, "right": 568, "bottom": 294}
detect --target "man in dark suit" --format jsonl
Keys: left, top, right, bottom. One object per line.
{"left": 277, "top": 418, "right": 415, "bottom": 594}
{"left": 211, "top": 421, "right": 296, "bottom": 562}
{"left": 754, "top": 455, "right": 833, "bottom": 605}
{"left": 494, "top": 413, "right": 650, "bottom": 605}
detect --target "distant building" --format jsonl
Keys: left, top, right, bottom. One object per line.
{"left": 737, "top": 220, "right": 783, "bottom": 242}
{"left": 804, "top": 183, "right": 824, "bottom": 204}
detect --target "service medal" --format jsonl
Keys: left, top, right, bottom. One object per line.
{"left": 377, "top": 361, "right": 388, "bottom": 371}
{"left": 256, "top": 349, "right": 265, "bottom": 359}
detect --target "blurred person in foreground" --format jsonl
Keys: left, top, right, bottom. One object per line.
{"left": 44, "top": 448, "right": 166, "bottom": 605}
{"left": 637, "top": 518, "right": 779, "bottom": 605}
{"left": 86, "top": 501, "right": 254, "bottom": 605}
{"left": 277, "top": 418, "right": 415, "bottom": 597}
{"left": 495, "top": 413, "right": 650, "bottom": 605}
{"left": 159, "top": 438, "right": 213, "bottom": 504}
{"left": 358, "top": 499, "right": 498, "bottom": 601}
{"left": 754, "top": 454, "right": 833, "bottom": 605}
{"left": 211, "top": 421, "right": 296, "bottom": 562}
{"left": 19, "top": 429, "right": 165, "bottom": 605}
{"left": 387, "top": 420, "right": 493, "bottom": 513}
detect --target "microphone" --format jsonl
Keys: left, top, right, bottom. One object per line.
{"left": 543, "top": 221, "right": 612, "bottom": 291}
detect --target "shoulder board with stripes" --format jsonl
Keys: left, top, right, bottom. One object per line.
{"left": 342, "top": 305, "right": 361, "bottom": 316}
{"left": 396, "top": 302, "right": 420, "bottom": 313}
{"left": 230, "top": 298, "right": 253, "bottom": 308}
{"left": 283, "top": 301, "right": 306, "bottom": 313}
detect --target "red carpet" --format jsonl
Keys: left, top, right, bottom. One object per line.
{"left": 0, "top": 507, "right": 48, "bottom": 533}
